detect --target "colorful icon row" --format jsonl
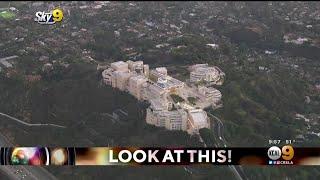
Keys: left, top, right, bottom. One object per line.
{"left": 1, "top": 147, "right": 74, "bottom": 165}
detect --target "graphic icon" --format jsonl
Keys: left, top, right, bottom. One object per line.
{"left": 267, "top": 146, "right": 281, "bottom": 160}
{"left": 34, "top": 8, "right": 63, "bottom": 25}
{"left": 281, "top": 145, "right": 294, "bottom": 161}
{"left": 9, "top": 147, "right": 49, "bottom": 165}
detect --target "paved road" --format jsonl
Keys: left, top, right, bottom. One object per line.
{"left": 207, "top": 112, "right": 249, "bottom": 180}
{"left": 0, "top": 112, "right": 66, "bottom": 129}
{"left": 183, "top": 112, "right": 249, "bottom": 179}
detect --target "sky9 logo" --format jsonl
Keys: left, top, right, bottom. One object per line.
{"left": 34, "top": 8, "right": 63, "bottom": 25}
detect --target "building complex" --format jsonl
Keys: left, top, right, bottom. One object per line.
{"left": 102, "top": 61, "right": 225, "bottom": 135}
{"left": 189, "top": 63, "right": 225, "bottom": 85}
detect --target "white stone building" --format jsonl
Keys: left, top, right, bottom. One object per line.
{"left": 127, "top": 60, "right": 144, "bottom": 73}
{"left": 198, "top": 86, "right": 222, "bottom": 103}
{"left": 111, "top": 71, "right": 131, "bottom": 91}
{"left": 189, "top": 64, "right": 223, "bottom": 84}
{"left": 146, "top": 101, "right": 188, "bottom": 131}
{"left": 145, "top": 83, "right": 168, "bottom": 100}
{"left": 143, "top": 64, "right": 149, "bottom": 77}
{"left": 187, "top": 109, "right": 210, "bottom": 134}
{"left": 128, "top": 75, "right": 148, "bottom": 100}
{"left": 110, "top": 61, "right": 129, "bottom": 72}
{"left": 155, "top": 67, "right": 168, "bottom": 76}
{"left": 102, "top": 68, "right": 113, "bottom": 85}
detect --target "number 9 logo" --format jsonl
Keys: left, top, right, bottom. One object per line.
{"left": 52, "top": 8, "right": 63, "bottom": 22}
{"left": 282, "top": 145, "right": 294, "bottom": 161}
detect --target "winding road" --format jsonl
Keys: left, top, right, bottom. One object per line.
{"left": 0, "top": 112, "right": 66, "bottom": 129}
{"left": 183, "top": 112, "right": 249, "bottom": 179}
{"left": 207, "top": 112, "right": 249, "bottom": 180}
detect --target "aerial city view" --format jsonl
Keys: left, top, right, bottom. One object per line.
{"left": 0, "top": 1, "right": 320, "bottom": 180}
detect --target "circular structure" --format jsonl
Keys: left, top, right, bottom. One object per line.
{"left": 51, "top": 148, "right": 68, "bottom": 165}
{"left": 267, "top": 146, "right": 282, "bottom": 160}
